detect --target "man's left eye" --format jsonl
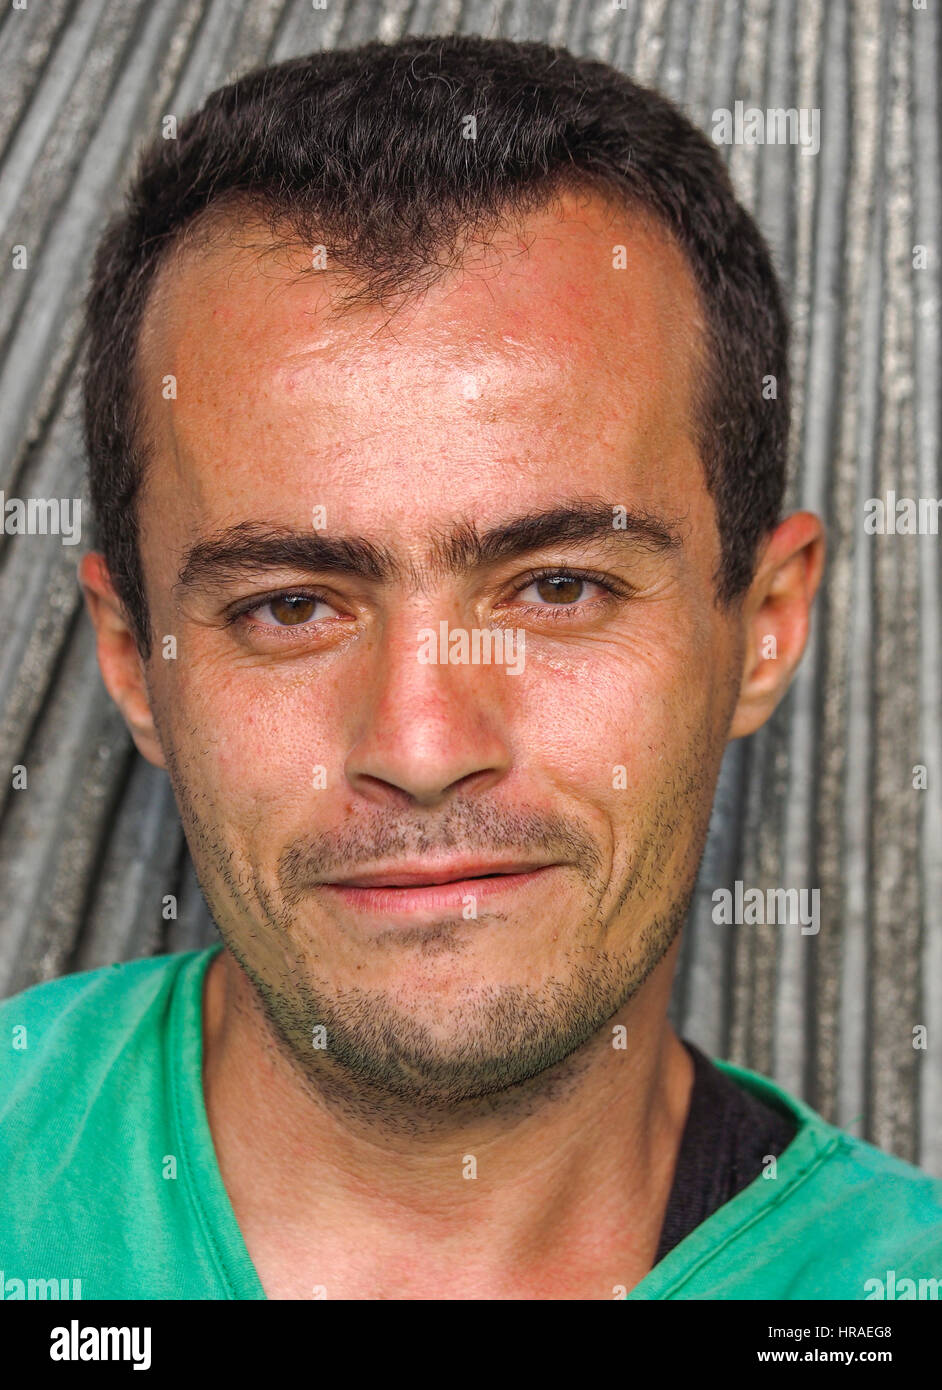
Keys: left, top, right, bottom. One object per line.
{"left": 247, "top": 593, "right": 336, "bottom": 626}
{"left": 514, "top": 574, "right": 609, "bottom": 606}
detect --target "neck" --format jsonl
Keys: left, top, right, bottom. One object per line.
{"left": 201, "top": 942, "right": 694, "bottom": 1298}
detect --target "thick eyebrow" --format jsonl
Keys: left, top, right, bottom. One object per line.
{"left": 172, "top": 501, "right": 683, "bottom": 599}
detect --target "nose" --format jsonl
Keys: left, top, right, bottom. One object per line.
{"left": 343, "top": 613, "right": 516, "bottom": 808}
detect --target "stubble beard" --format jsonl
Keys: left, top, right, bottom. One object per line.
{"left": 153, "top": 691, "right": 719, "bottom": 1133}
{"left": 220, "top": 893, "right": 694, "bottom": 1134}
{"left": 175, "top": 791, "right": 713, "bottom": 1135}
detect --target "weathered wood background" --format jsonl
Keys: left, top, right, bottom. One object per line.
{"left": 0, "top": 0, "right": 939, "bottom": 1172}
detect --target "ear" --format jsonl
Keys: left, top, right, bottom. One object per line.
{"left": 728, "top": 511, "right": 826, "bottom": 740}
{"left": 78, "top": 551, "right": 167, "bottom": 769}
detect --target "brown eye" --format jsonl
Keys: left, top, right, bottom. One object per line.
{"left": 510, "top": 570, "right": 621, "bottom": 618}
{"left": 235, "top": 589, "right": 342, "bottom": 632}
{"left": 533, "top": 576, "right": 586, "bottom": 604}
{"left": 267, "top": 595, "right": 319, "bottom": 625}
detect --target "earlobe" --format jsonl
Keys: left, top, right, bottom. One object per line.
{"left": 728, "top": 512, "right": 826, "bottom": 741}
{"left": 77, "top": 552, "right": 167, "bottom": 769}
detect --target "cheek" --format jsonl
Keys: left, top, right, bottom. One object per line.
{"left": 519, "top": 636, "right": 702, "bottom": 752}
{"left": 508, "top": 648, "right": 707, "bottom": 830}
{"left": 156, "top": 659, "right": 345, "bottom": 821}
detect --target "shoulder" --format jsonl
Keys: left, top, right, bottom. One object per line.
{"left": 0, "top": 948, "right": 216, "bottom": 1111}
{"left": 0, "top": 948, "right": 209, "bottom": 1031}
{"left": 715, "top": 1056, "right": 942, "bottom": 1285}
{"left": 0, "top": 947, "right": 227, "bottom": 1298}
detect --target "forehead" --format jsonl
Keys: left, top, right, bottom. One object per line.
{"left": 135, "top": 190, "right": 707, "bottom": 530}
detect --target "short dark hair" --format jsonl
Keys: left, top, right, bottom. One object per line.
{"left": 82, "top": 32, "right": 789, "bottom": 661}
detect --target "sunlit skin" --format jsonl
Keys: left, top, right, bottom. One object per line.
{"left": 79, "top": 189, "right": 824, "bottom": 1299}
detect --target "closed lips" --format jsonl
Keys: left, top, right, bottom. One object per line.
{"left": 326, "top": 863, "right": 552, "bottom": 888}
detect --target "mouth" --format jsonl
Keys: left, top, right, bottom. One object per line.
{"left": 326, "top": 859, "right": 554, "bottom": 888}
{"left": 320, "top": 861, "right": 559, "bottom": 916}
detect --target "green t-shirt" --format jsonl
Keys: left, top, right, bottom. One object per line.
{"left": 1, "top": 945, "right": 940, "bottom": 1300}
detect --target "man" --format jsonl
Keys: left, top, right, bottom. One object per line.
{"left": 1, "top": 33, "right": 939, "bottom": 1301}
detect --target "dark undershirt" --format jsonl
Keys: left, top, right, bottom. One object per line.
{"left": 653, "top": 1039, "right": 798, "bottom": 1265}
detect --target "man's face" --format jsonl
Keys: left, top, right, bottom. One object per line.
{"left": 130, "top": 191, "right": 743, "bottom": 1112}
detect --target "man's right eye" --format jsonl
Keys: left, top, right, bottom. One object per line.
{"left": 237, "top": 591, "right": 338, "bottom": 627}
